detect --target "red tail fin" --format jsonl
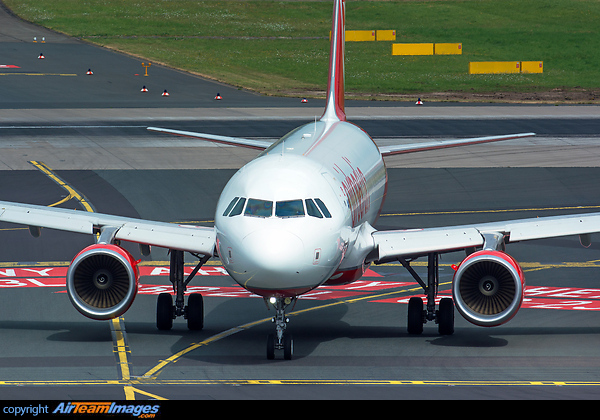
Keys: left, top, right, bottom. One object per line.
{"left": 321, "top": 0, "right": 346, "bottom": 122}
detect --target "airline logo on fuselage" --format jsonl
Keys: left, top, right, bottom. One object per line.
{"left": 335, "top": 157, "right": 370, "bottom": 227}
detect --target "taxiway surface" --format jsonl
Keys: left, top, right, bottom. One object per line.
{"left": 1, "top": 2, "right": 600, "bottom": 400}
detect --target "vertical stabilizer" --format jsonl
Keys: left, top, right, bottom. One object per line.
{"left": 321, "top": 0, "right": 346, "bottom": 122}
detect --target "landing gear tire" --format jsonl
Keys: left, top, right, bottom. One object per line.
{"left": 157, "top": 293, "right": 174, "bottom": 331}
{"left": 437, "top": 297, "right": 454, "bottom": 335}
{"left": 283, "top": 334, "right": 293, "bottom": 361}
{"left": 266, "top": 334, "right": 275, "bottom": 360}
{"left": 407, "top": 297, "right": 424, "bottom": 335}
{"left": 186, "top": 293, "right": 204, "bottom": 331}
{"left": 266, "top": 333, "right": 294, "bottom": 360}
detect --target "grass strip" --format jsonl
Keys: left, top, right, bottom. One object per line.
{"left": 4, "top": 0, "right": 600, "bottom": 101}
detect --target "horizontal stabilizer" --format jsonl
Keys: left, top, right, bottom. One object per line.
{"left": 378, "top": 132, "right": 536, "bottom": 157}
{"left": 147, "top": 127, "right": 271, "bottom": 150}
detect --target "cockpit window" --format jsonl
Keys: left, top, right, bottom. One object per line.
{"left": 305, "top": 199, "right": 323, "bottom": 218}
{"left": 223, "top": 197, "right": 240, "bottom": 216}
{"left": 314, "top": 198, "right": 332, "bottom": 218}
{"left": 244, "top": 198, "right": 273, "bottom": 218}
{"left": 226, "top": 197, "right": 330, "bottom": 219}
{"left": 229, "top": 197, "right": 246, "bottom": 217}
{"left": 276, "top": 200, "right": 305, "bottom": 218}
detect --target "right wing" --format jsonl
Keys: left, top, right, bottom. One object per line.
{"left": 0, "top": 200, "right": 216, "bottom": 256}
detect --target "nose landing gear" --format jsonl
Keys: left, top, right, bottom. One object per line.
{"left": 266, "top": 296, "right": 295, "bottom": 360}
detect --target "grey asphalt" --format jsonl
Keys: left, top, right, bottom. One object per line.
{"left": 1, "top": 1, "right": 600, "bottom": 401}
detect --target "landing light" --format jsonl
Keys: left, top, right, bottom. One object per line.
{"left": 268, "top": 296, "right": 293, "bottom": 305}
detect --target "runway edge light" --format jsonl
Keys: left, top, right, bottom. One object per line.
{"left": 416, "top": 98, "right": 423, "bottom": 105}
{"left": 38, "top": 53, "right": 45, "bottom": 59}
{"left": 162, "top": 90, "right": 169, "bottom": 97}
{"left": 86, "top": 69, "right": 93, "bottom": 75}
{"left": 215, "top": 93, "right": 222, "bottom": 100}
{"left": 141, "top": 86, "right": 148, "bottom": 92}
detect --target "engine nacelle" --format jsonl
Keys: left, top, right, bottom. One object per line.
{"left": 452, "top": 250, "right": 525, "bottom": 327}
{"left": 66, "top": 244, "right": 140, "bottom": 320}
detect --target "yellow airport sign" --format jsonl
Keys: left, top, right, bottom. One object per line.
{"left": 392, "top": 43, "right": 434, "bottom": 56}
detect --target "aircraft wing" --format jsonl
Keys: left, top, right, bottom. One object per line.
{"left": 378, "top": 132, "right": 536, "bottom": 156}
{"left": 0, "top": 201, "right": 216, "bottom": 256}
{"left": 372, "top": 212, "right": 600, "bottom": 261}
{"left": 147, "top": 127, "right": 271, "bottom": 150}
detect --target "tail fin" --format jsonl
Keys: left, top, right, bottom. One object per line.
{"left": 321, "top": 0, "right": 346, "bottom": 122}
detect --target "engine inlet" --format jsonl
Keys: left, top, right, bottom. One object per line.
{"left": 67, "top": 244, "right": 139, "bottom": 320}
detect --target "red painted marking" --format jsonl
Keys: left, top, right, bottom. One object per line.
{"left": 139, "top": 266, "right": 229, "bottom": 277}
{"left": 0, "top": 65, "right": 20, "bottom": 68}
{"left": 374, "top": 286, "right": 600, "bottom": 311}
{"left": 5, "top": 265, "right": 600, "bottom": 311}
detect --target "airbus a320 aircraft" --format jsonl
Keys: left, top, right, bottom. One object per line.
{"left": 1, "top": 0, "right": 599, "bottom": 360}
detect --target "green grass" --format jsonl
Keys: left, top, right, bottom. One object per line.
{"left": 4, "top": 0, "right": 600, "bottom": 99}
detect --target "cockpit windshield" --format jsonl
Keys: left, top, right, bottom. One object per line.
{"left": 224, "top": 197, "right": 332, "bottom": 219}
{"left": 244, "top": 198, "right": 273, "bottom": 218}
{"left": 275, "top": 200, "right": 305, "bottom": 218}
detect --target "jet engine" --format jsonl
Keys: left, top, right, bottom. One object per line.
{"left": 66, "top": 244, "right": 140, "bottom": 320}
{"left": 452, "top": 250, "right": 525, "bottom": 327}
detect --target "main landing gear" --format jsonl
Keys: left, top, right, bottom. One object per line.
{"left": 156, "top": 250, "right": 210, "bottom": 331}
{"left": 399, "top": 252, "right": 454, "bottom": 335}
{"left": 266, "top": 296, "right": 295, "bottom": 360}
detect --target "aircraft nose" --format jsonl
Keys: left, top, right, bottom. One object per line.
{"left": 241, "top": 229, "right": 306, "bottom": 283}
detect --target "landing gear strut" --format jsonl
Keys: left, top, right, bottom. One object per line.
{"left": 399, "top": 252, "right": 454, "bottom": 335}
{"left": 266, "top": 296, "right": 295, "bottom": 360}
{"left": 156, "top": 250, "right": 210, "bottom": 331}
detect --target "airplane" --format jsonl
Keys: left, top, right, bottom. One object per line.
{"left": 1, "top": 0, "right": 598, "bottom": 360}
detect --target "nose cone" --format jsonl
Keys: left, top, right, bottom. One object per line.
{"left": 220, "top": 226, "right": 342, "bottom": 297}
{"left": 240, "top": 229, "right": 305, "bottom": 288}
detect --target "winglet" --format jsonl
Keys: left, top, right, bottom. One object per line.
{"left": 321, "top": 0, "right": 346, "bottom": 123}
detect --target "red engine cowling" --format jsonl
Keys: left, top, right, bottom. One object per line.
{"left": 66, "top": 244, "right": 140, "bottom": 320}
{"left": 452, "top": 250, "right": 525, "bottom": 327}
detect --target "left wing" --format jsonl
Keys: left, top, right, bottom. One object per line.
{"left": 0, "top": 201, "right": 216, "bottom": 256}
{"left": 372, "top": 212, "right": 600, "bottom": 261}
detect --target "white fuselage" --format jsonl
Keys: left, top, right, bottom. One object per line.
{"left": 215, "top": 119, "right": 387, "bottom": 298}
